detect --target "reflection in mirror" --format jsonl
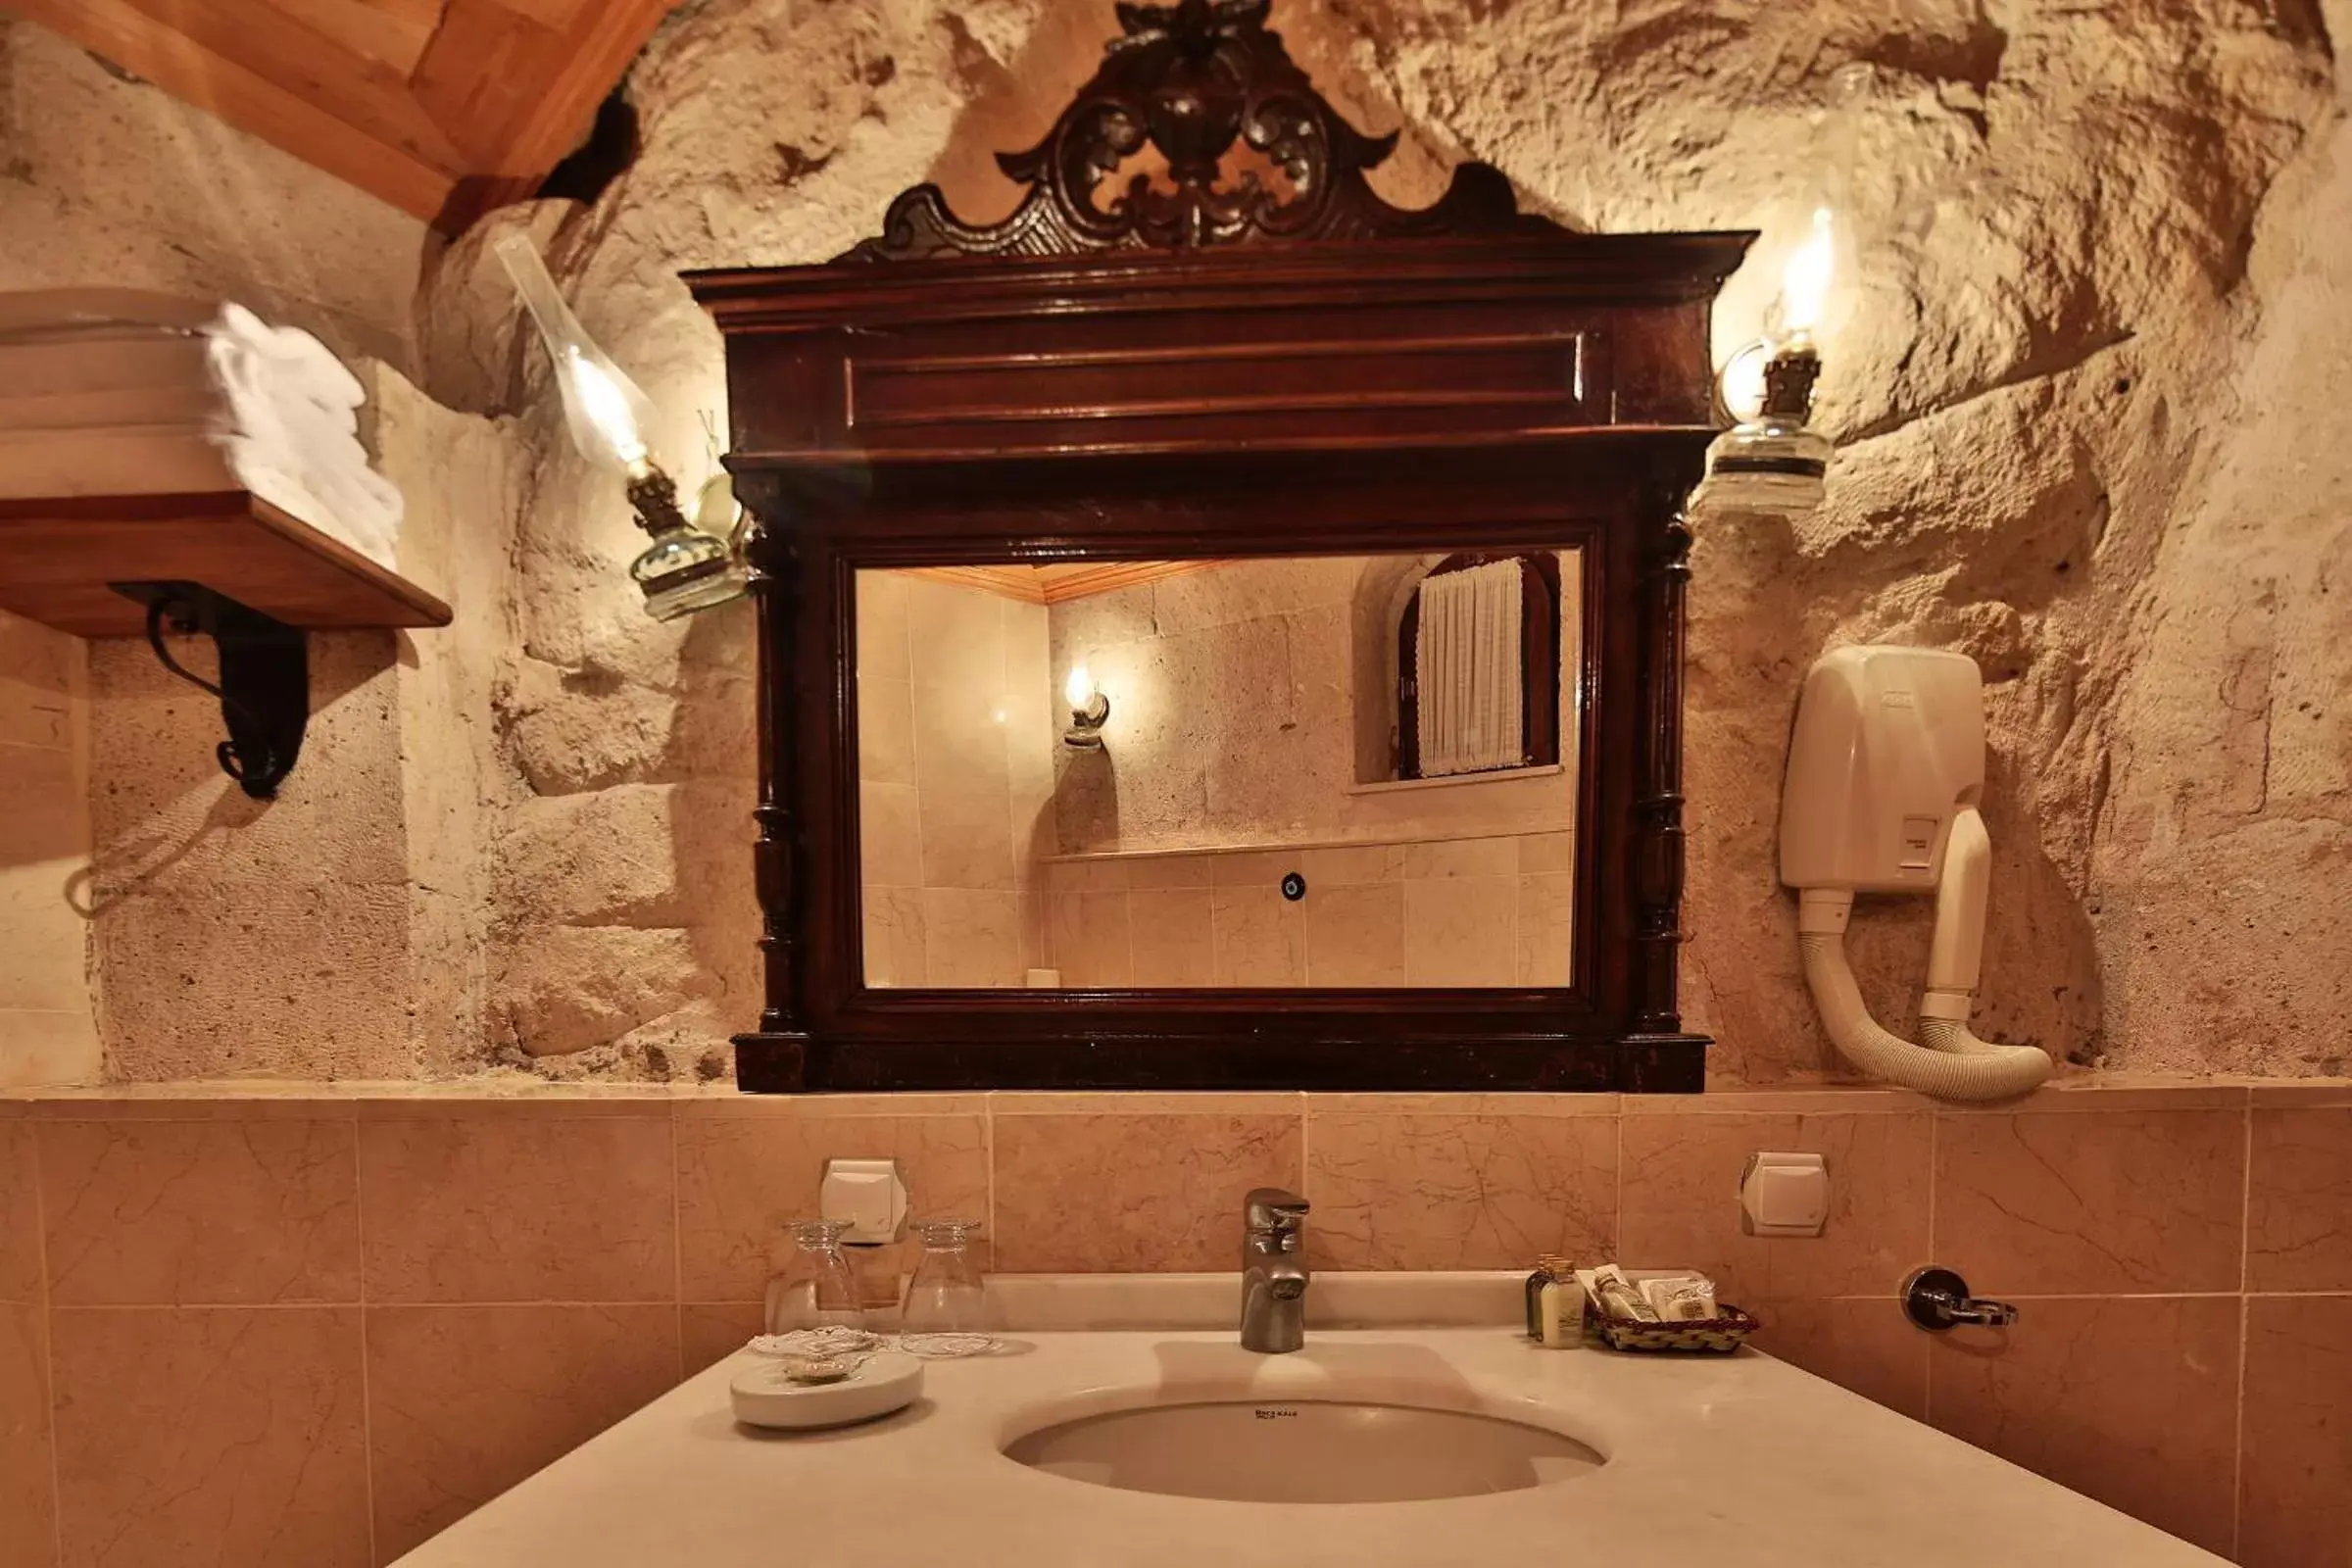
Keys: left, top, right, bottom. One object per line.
{"left": 857, "top": 551, "right": 1582, "bottom": 990}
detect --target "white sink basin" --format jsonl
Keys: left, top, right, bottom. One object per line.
{"left": 1004, "top": 1396, "right": 1605, "bottom": 1503}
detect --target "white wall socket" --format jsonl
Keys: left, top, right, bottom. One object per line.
{"left": 1740, "top": 1152, "right": 1830, "bottom": 1237}
{"left": 819, "top": 1157, "right": 908, "bottom": 1244}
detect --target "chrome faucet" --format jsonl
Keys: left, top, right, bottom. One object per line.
{"left": 1240, "top": 1187, "right": 1310, "bottom": 1353}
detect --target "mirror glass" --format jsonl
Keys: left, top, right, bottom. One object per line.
{"left": 856, "top": 549, "right": 1582, "bottom": 989}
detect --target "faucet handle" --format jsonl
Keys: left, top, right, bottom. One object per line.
{"left": 1245, "top": 1188, "right": 1309, "bottom": 1231}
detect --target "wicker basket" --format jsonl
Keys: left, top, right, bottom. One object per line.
{"left": 1586, "top": 1302, "right": 1758, "bottom": 1353}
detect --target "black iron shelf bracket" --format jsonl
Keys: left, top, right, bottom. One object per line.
{"left": 109, "top": 580, "right": 309, "bottom": 800}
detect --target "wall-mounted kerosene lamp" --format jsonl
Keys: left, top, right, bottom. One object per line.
{"left": 497, "top": 234, "right": 749, "bottom": 621}
{"left": 1702, "top": 205, "right": 1836, "bottom": 518}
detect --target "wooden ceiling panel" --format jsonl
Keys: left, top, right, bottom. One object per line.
{"left": 121, "top": 0, "right": 467, "bottom": 166}
{"left": 265, "top": 0, "right": 448, "bottom": 77}
{"left": 14, "top": 0, "right": 464, "bottom": 218}
{"left": 17, "top": 0, "right": 677, "bottom": 231}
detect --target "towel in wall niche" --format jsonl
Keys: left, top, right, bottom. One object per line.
{"left": 0, "top": 289, "right": 404, "bottom": 571}
{"left": 202, "top": 303, "right": 405, "bottom": 570}
{"left": 1415, "top": 558, "right": 1525, "bottom": 776}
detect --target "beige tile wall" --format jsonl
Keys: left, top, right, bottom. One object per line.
{"left": 0, "top": 1081, "right": 2346, "bottom": 1566}
{"left": 0, "top": 611, "right": 99, "bottom": 1089}
{"left": 856, "top": 573, "right": 1054, "bottom": 988}
{"left": 1042, "top": 830, "right": 1576, "bottom": 987}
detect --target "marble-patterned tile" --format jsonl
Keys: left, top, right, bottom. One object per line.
{"left": 1210, "top": 886, "right": 1305, "bottom": 986}
{"left": 993, "top": 1112, "right": 1303, "bottom": 1272}
{"left": 856, "top": 674, "right": 916, "bottom": 785}
{"left": 1127, "top": 853, "right": 1214, "bottom": 890}
{"left": 367, "top": 1304, "right": 680, "bottom": 1561}
{"left": 0, "top": 1011, "right": 98, "bottom": 1093}
{"left": 675, "top": 1113, "right": 989, "bottom": 1301}
{"left": 2247, "top": 1106, "right": 2352, "bottom": 1292}
{"left": 920, "top": 889, "right": 1025, "bottom": 987}
{"left": 2249, "top": 1080, "right": 2352, "bottom": 1108}
{"left": 906, "top": 575, "right": 1005, "bottom": 701}
{"left": 1618, "top": 1111, "right": 1931, "bottom": 1302}
{"left": 1947, "top": 1080, "right": 2250, "bottom": 1113}
{"left": 854, "top": 569, "right": 910, "bottom": 683}
{"left": 913, "top": 770, "right": 1016, "bottom": 891}
{"left": 1746, "top": 1298, "right": 1928, "bottom": 1420}
{"left": 687, "top": 1093, "right": 990, "bottom": 1119}
{"left": 1049, "top": 890, "right": 1132, "bottom": 987}
{"left": 1298, "top": 843, "right": 1403, "bottom": 887}
{"left": 1403, "top": 836, "right": 1518, "bottom": 879}
{"left": 0, "top": 1302, "right": 53, "bottom": 1568}
{"left": 1052, "top": 858, "right": 1129, "bottom": 894}
{"left": 1624, "top": 1087, "right": 1931, "bottom": 1116}
{"left": 1018, "top": 890, "right": 1051, "bottom": 973}
{"left": 0, "top": 744, "right": 88, "bottom": 1016}
{"left": 1515, "top": 830, "right": 1576, "bottom": 875}
{"left": 992, "top": 1093, "right": 1302, "bottom": 1116}
{"left": 39, "top": 1119, "right": 360, "bottom": 1305}
{"left": 2238, "top": 1295, "right": 2352, "bottom": 1568}
{"left": 682, "top": 1302, "right": 766, "bottom": 1377}
{"left": 1304, "top": 1111, "right": 1614, "bottom": 1270}
{"left": 0, "top": 1122, "right": 38, "bottom": 1304}
{"left": 1208, "top": 849, "right": 1296, "bottom": 889}
{"left": 0, "top": 608, "right": 80, "bottom": 752}
{"left": 1934, "top": 1108, "right": 2245, "bottom": 1294}
{"left": 50, "top": 1306, "right": 369, "bottom": 1568}
{"left": 1303, "top": 882, "right": 1406, "bottom": 987}
{"left": 858, "top": 780, "right": 923, "bottom": 887}
{"left": 358, "top": 1113, "right": 675, "bottom": 1302}
{"left": 1128, "top": 889, "right": 1215, "bottom": 987}
{"left": 1928, "top": 1296, "right": 2241, "bottom": 1558}
{"left": 1304, "top": 1093, "right": 1616, "bottom": 1118}
{"left": 1516, "top": 872, "right": 1575, "bottom": 985}
{"left": 1403, "top": 876, "right": 1517, "bottom": 985}
{"left": 860, "top": 886, "right": 927, "bottom": 988}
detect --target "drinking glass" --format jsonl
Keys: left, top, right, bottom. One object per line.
{"left": 765, "top": 1219, "right": 866, "bottom": 1334}
{"left": 901, "top": 1219, "right": 988, "bottom": 1338}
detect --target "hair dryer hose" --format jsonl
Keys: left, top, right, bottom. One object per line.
{"left": 1797, "top": 927, "right": 2052, "bottom": 1102}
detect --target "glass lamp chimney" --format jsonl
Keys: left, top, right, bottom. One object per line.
{"left": 496, "top": 234, "right": 748, "bottom": 620}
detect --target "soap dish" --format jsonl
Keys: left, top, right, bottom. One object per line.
{"left": 729, "top": 1349, "right": 924, "bottom": 1430}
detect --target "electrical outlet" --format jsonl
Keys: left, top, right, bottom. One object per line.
{"left": 819, "top": 1157, "right": 907, "bottom": 1244}
{"left": 1740, "top": 1152, "right": 1829, "bottom": 1237}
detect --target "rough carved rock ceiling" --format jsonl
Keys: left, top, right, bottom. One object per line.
{"left": 13, "top": 0, "right": 675, "bottom": 230}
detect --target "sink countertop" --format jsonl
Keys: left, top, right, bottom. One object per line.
{"left": 390, "top": 1328, "right": 2223, "bottom": 1567}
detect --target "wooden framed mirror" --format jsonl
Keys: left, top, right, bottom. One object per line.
{"left": 690, "top": 0, "right": 1751, "bottom": 1094}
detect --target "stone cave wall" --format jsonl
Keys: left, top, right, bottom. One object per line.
{"left": 449, "top": 0, "right": 2340, "bottom": 1083}
{"left": 5, "top": 0, "right": 2346, "bottom": 1084}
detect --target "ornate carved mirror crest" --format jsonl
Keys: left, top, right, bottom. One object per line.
{"left": 692, "top": 0, "right": 1753, "bottom": 1095}
{"left": 851, "top": 0, "right": 1546, "bottom": 260}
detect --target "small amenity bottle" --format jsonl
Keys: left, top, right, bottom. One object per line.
{"left": 1524, "top": 1255, "right": 1586, "bottom": 1347}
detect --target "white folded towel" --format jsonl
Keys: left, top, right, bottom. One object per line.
{"left": 201, "top": 303, "right": 405, "bottom": 570}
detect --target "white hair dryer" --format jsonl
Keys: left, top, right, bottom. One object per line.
{"left": 1778, "top": 646, "right": 2052, "bottom": 1101}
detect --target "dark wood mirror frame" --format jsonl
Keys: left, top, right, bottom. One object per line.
{"left": 690, "top": 0, "right": 1752, "bottom": 1095}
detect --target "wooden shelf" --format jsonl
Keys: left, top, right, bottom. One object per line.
{"left": 0, "top": 491, "right": 451, "bottom": 637}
